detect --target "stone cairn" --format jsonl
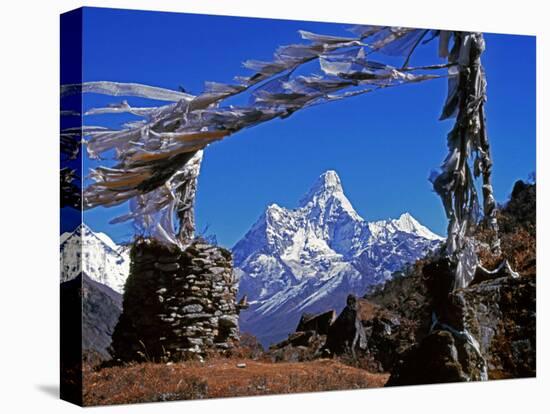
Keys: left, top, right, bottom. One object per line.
{"left": 110, "top": 238, "right": 240, "bottom": 362}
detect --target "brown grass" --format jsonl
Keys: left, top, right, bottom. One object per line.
{"left": 83, "top": 358, "right": 388, "bottom": 406}
{"left": 477, "top": 217, "right": 536, "bottom": 278}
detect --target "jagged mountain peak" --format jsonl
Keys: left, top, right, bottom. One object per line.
{"left": 265, "top": 203, "right": 287, "bottom": 220}
{"left": 308, "top": 170, "right": 343, "bottom": 195}
{"left": 235, "top": 170, "right": 443, "bottom": 346}
{"left": 298, "top": 170, "right": 362, "bottom": 223}
{"left": 393, "top": 212, "right": 442, "bottom": 240}
{"left": 368, "top": 212, "right": 443, "bottom": 242}
{"left": 61, "top": 223, "right": 124, "bottom": 253}
{"left": 299, "top": 170, "right": 345, "bottom": 204}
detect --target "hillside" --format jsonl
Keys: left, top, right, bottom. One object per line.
{"left": 83, "top": 358, "right": 388, "bottom": 405}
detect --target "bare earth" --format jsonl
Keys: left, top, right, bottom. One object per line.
{"left": 83, "top": 359, "right": 389, "bottom": 406}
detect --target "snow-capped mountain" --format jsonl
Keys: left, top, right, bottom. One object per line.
{"left": 60, "top": 223, "right": 130, "bottom": 293}
{"left": 233, "top": 170, "right": 443, "bottom": 346}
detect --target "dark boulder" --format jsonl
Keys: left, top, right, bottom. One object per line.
{"left": 422, "top": 257, "right": 455, "bottom": 321}
{"left": 456, "top": 275, "right": 536, "bottom": 379}
{"left": 269, "top": 295, "right": 366, "bottom": 361}
{"left": 288, "top": 331, "right": 316, "bottom": 347}
{"left": 363, "top": 314, "right": 414, "bottom": 372}
{"left": 388, "top": 274, "right": 536, "bottom": 384}
{"left": 500, "top": 180, "right": 536, "bottom": 237}
{"left": 386, "top": 330, "right": 472, "bottom": 386}
{"left": 270, "top": 330, "right": 316, "bottom": 349}
{"left": 322, "top": 294, "right": 366, "bottom": 356}
{"left": 269, "top": 345, "right": 313, "bottom": 363}
{"left": 267, "top": 333, "right": 327, "bottom": 363}
{"left": 296, "top": 310, "right": 336, "bottom": 335}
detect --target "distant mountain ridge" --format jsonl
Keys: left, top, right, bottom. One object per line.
{"left": 61, "top": 273, "right": 123, "bottom": 361}
{"left": 60, "top": 224, "right": 127, "bottom": 360}
{"left": 233, "top": 170, "right": 443, "bottom": 346}
{"left": 60, "top": 223, "right": 130, "bottom": 293}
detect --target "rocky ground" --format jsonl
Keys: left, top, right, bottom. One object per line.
{"left": 83, "top": 358, "right": 388, "bottom": 406}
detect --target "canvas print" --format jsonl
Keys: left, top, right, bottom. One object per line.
{"left": 60, "top": 7, "right": 536, "bottom": 406}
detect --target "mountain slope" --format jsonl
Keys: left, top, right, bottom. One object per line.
{"left": 61, "top": 273, "right": 123, "bottom": 362}
{"left": 60, "top": 224, "right": 130, "bottom": 293}
{"left": 234, "top": 171, "right": 442, "bottom": 346}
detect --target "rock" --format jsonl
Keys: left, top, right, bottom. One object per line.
{"left": 322, "top": 294, "right": 366, "bottom": 356}
{"left": 386, "top": 330, "right": 471, "bottom": 386}
{"left": 271, "top": 331, "right": 314, "bottom": 349}
{"left": 158, "top": 254, "right": 181, "bottom": 264}
{"left": 191, "top": 258, "right": 210, "bottom": 266}
{"left": 188, "top": 338, "right": 204, "bottom": 346}
{"left": 219, "top": 315, "right": 238, "bottom": 328}
{"left": 235, "top": 333, "right": 264, "bottom": 359}
{"left": 134, "top": 252, "right": 156, "bottom": 264}
{"left": 296, "top": 310, "right": 336, "bottom": 335}
{"left": 455, "top": 276, "right": 536, "bottom": 379}
{"left": 266, "top": 330, "right": 327, "bottom": 362}
{"left": 386, "top": 271, "right": 536, "bottom": 384}
{"left": 288, "top": 331, "right": 314, "bottom": 347}
{"left": 215, "top": 343, "right": 231, "bottom": 350}
{"left": 182, "top": 304, "right": 203, "bottom": 314}
{"left": 236, "top": 363, "right": 246, "bottom": 368}
{"left": 236, "top": 295, "right": 249, "bottom": 314}
{"left": 269, "top": 345, "right": 312, "bottom": 363}
{"left": 422, "top": 257, "right": 455, "bottom": 319}
{"left": 362, "top": 312, "right": 411, "bottom": 372}
{"left": 154, "top": 262, "right": 180, "bottom": 272}
{"left": 181, "top": 313, "right": 212, "bottom": 322}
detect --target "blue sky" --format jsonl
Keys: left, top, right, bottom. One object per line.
{"left": 80, "top": 7, "right": 536, "bottom": 248}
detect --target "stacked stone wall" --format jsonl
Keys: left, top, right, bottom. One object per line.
{"left": 111, "top": 238, "right": 239, "bottom": 362}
